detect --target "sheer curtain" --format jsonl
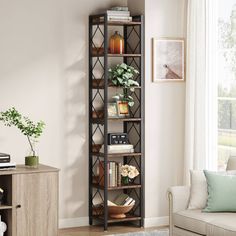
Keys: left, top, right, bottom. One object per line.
{"left": 184, "top": 0, "right": 218, "bottom": 184}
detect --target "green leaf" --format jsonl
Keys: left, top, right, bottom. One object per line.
{"left": 128, "top": 101, "right": 134, "bottom": 107}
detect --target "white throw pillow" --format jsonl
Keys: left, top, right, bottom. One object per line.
{"left": 188, "top": 170, "right": 208, "bottom": 209}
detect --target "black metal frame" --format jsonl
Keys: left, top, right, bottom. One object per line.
{"left": 88, "top": 14, "right": 145, "bottom": 231}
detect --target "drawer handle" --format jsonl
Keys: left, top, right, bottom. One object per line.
{"left": 16, "top": 204, "right": 21, "bottom": 208}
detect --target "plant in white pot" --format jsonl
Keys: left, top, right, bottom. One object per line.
{"left": 0, "top": 107, "right": 45, "bottom": 168}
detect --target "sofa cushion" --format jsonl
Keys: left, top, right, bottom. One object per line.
{"left": 173, "top": 210, "right": 236, "bottom": 235}
{"left": 204, "top": 170, "right": 236, "bottom": 212}
{"left": 188, "top": 170, "right": 208, "bottom": 210}
{"left": 207, "top": 218, "right": 236, "bottom": 236}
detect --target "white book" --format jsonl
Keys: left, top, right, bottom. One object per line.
{"left": 101, "top": 144, "right": 133, "bottom": 151}
{"left": 0, "top": 162, "right": 16, "bottom": 167}
{"left": 101, "top": 145, "right": 134, "bottom": 154}
{"left": 108, "top": 144, "right": 133, "bottom": 150}
{"left": 108, "top": 16, "right": 132, "bottom": 22}
{"left": 0, "top": 162, "right": 16, "bottom": 170}
{"left": 111, "top": 6, "right": 129, "bottom": 11}
{"left": 107, "top": 149, "right": 134, "bottom": 154}
{"left": 123, "top": 197, "right": 134, "bottom": 206}
{"left": 107, "top": 10, "right": 130, "bottom": 16}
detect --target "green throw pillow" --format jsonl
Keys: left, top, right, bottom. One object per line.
{"left": 203, "top": 170, "right": 236, "bottom": 212}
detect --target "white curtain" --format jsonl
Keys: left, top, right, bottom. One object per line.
{"left": 184, "top": 0, "right": 218, "bottom": 184}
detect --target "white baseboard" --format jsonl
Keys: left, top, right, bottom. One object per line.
{"left": 59, "top": 216, "right": 169, "bottom": 229}
{"left": 144, "top": 216, "right": 169, "bottom": 228}
{"left": 59, "top": 217, "right": 89, "bottom": 229}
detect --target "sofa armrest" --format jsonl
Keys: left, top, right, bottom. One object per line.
{"left": 167, "top": 186, "right": 190, "bottom": 236}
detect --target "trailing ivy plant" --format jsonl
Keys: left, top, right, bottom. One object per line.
{"left": 0, "top": 107, "right": 45, "bottom": 156}
{"left": 109, "top": 63, "right": 139, "bottom": 107}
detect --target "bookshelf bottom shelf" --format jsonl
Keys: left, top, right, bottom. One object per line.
{"left": 93, "top": 214, "right": 141, "bottom": 223}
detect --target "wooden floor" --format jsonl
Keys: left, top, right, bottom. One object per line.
{"left": 59, "top": 225, "right": 168, "bottom": 236}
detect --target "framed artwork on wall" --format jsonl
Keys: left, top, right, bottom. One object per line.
{"left": 152, "top": 38, "right": 185, "bottom": 82}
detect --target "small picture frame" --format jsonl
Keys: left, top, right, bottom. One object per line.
{"left": 117, "top": 101, "right": 130, "bottom": 117}
{"left": 107, "top": 103, "right": 118, "bottom": 118}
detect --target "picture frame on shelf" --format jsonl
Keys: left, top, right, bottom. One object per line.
{"left": 152, "top": 38, "right": 185, "bottom": 82}
{"left": 117, "top": 101, "right": 130, "bottom": 117}
{"left": 107, "top": 102, "right": 119, "bottom": 118}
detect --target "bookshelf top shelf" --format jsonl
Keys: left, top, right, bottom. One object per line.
{"left": 93, "top": 21, "right": 142, "bottom": 26}
{"left": 90, "top": 14, "right": 142, "bottom": 26}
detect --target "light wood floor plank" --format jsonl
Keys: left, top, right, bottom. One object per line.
{"left": 59, "top": 225, "right": 168, "bottom": 236}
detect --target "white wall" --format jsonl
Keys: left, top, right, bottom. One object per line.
{"left": 0, "top": 0, "right": 126, "bottom": 227}
{"left": 145, "top": 0, "right": 187, "bottom": 224}
{"left": 128, "top": 0, "right": 187, "bottom": 226}
{"left": 0, "top": 0, "right": 187, "bottom": 228}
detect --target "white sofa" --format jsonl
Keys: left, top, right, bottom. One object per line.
{"left": 168, "top": 157, "right": 236, "bottom": 236}
{"left": 167, "top": 186, "right": 236, "bottom": 236}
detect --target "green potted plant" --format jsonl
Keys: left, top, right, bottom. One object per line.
{"left": 0, "top": 107, "right": 45, "bottom": 168}
{"left": 109, "top": 63, "right": 139, "bottom": 107}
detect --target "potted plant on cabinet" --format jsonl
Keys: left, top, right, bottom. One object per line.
{"left": 109, "top": 63, "right": 139, "bottom": 108}
{"left": 0, "top": 107, "right": 45, "bottom": 168}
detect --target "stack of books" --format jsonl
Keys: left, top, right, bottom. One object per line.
{"left": 100, "top": 144, "right": 134, "bottom": 154}
{"left": 99, "top": 161, "right": 122, "bottom": 187}
{"left": 106, "top": 6, "right": 132, "bottom": 22}
{"left": 0, "top": 153, "right": 16, "bottom": 170}
{"left": 113, "top": 193, "right": 135, "bottom": 206}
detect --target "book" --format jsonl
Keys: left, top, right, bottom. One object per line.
{"left": 108, "top": 16, "right": 132, "bottom": 22}
{"left": 114, "top": 193, "right": 129, "bottom": 205}
{"left": 111, "top": 162, "right": 116, "bottom": 187}
{"left": 128, "top": 199, "right": 135, "bottom": 205}
{"left": 123, "top": 197, "right": 134, "bottom": 206}
{"left": 0, "top": 153, "right": 10, "bottom": 163}
{"left": 107, "top": 10, "right": 130, "bottom": 16}
{"left": 117, "top": 163, "right": 122, "bottom": 186}
{"left": 109, "top": 162, "right": 112, "bottom": 187}
{"left": 100, "top": 144, "right": 134, "bottom": 154}
{"left": 0, "top": 158, "right": 10, "bottom": 163}
{"left": 115, "top": 163, "right": 117, "bottom": 187}
{"left": 0, "top": 162, "right": 16, "bottom": 170}
{"left": 111, "top": 6, "right": 129, "bottom": 11}
{"left": 99, "top": 161, "right": 110, "bottom": 186}
{"left": 106, "top": 148, "right": 134, "bottom": 154}
{"left": 99, "top": 161, "right": 117, "bottom": 187}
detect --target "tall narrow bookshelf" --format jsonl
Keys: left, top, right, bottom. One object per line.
{"left": 88, "top": 13, "right": 144, "bottom": 230}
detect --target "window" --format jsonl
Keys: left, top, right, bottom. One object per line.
{"left": 217, "top": 0, "right": 236, "bottom": 170}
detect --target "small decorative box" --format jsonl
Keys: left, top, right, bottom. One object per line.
{"left": 108, "top": 133, "right": 128, "bottom": 145}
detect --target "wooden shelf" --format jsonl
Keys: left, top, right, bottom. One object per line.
{"left": 92, "top": 183, "right": 141, "bottom": 190}
{"left": 93, "top": 214, "right": 141, "bottom": 223}
{"left": 92, "top": 20, "right": 142, "bottom": 26}
{"left": 92, "top": 117, "right": 142, "bottom": 124}
{"left": 91, "top": 152, "right": 142, "bottom": 158}
{"left": 108, "top": 117, "right": 142, "bottom": 122}
{"left": 0, "top": 204, "right": 12, "bottom": 210}
{"left": 92, "top": 53, "right": 141, "bottom": 58}
{"left": 92, "top": 79, "right": 141, "bottom": 89}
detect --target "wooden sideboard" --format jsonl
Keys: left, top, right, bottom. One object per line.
{"left": 0, "top": 164, "right": 59, "bottom": 236}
